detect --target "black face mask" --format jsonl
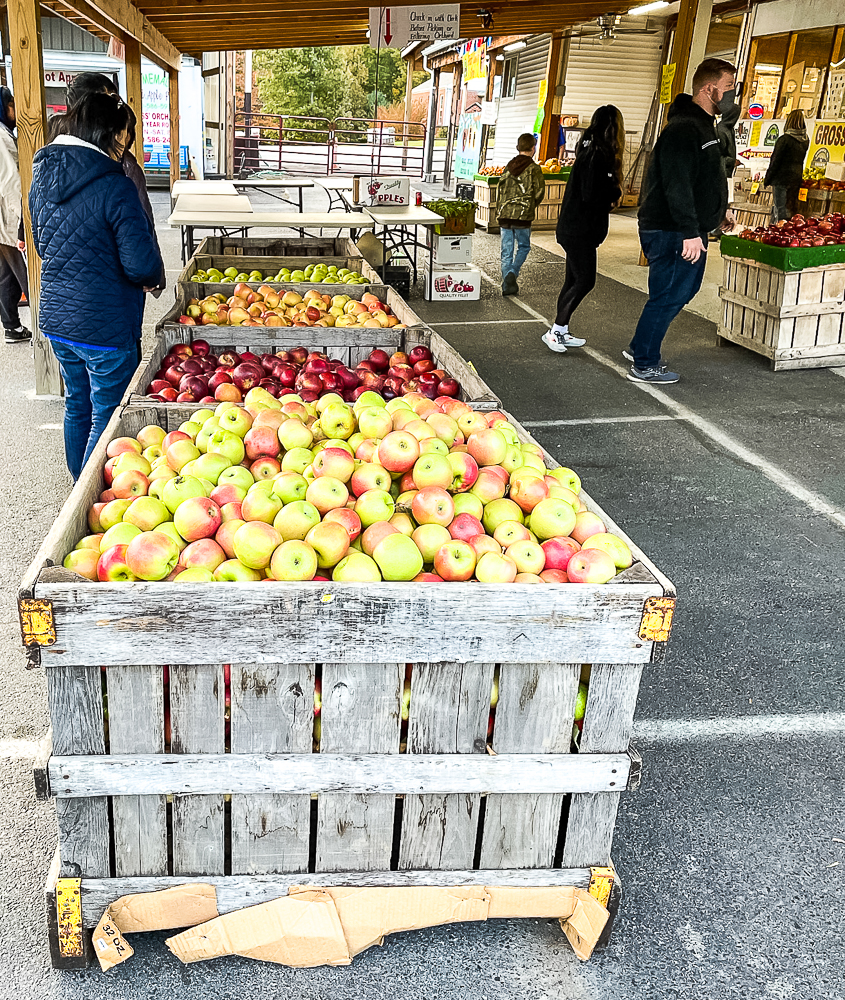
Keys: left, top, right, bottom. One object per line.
{"left": 715, "top": 89, "right": 736, "bottom": 115}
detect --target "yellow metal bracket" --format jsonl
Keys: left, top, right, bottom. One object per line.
{"left": 56, "top": 878, "right": 83, "bottom": 958}
{"left": 20, "top": 599, "right": 56, "bottom": 647}
{"left": 588, "top": 866, "right": 615, "bottom": 909}
{"left": 638, "top": 596, "right": 675, "bottom": 643}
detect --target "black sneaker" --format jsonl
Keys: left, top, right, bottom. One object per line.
{"left": 5, "top": 326, "right": 32, "bottom": 344}
{"left": 627, "top": 364, "right": 680, "bottom": 384}
{"left": 502, "top": 273, "right": 518, "bottom": 296}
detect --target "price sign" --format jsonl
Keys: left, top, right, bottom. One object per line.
{"left": 798, "top": 188, "right": 809, "bottom": 202}
{"left": 751, "top": 182, "right": 760, "bottom": 194}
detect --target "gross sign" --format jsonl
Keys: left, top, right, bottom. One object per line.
{"left": 748, "top": 104, "right": 765, "bottom": 120}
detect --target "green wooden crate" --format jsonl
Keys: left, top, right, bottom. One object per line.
{"left": 720, "top": 235, "right": 845, "bottom": 272}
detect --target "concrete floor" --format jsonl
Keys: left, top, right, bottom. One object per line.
{"left": 1, "top": 187, "right": 843, "bottom": 999}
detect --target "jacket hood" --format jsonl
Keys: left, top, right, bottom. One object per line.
{"left": 667, "top": 93, "right": 714, "bottom": 124}
{"left": 505, "top": 153, "right": 535, "bottom": 178}
{"left": 33, "top": 138, "right": 123, "bottom": 204}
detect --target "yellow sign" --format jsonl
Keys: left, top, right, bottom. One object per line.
{"left": 807, "top": 120, "right": 845, "bottom": 170}
{"left": 659, "top": 64, "right": 676, "bottom": 104}
{"left": 534, "top": 79, "right": 548, "bottom": 132}
{"left": 751, "top": 181, "right": 760, "bottom": 194}
{"left": 798, "top": 188, "right": 809, "bottom": 202}
{"left": 749, "top": 122, "right": 762, "bottom": 147}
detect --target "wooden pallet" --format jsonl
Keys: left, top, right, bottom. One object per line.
{"left": 20, "top": 403, "right": 674, "bottom": 969}
{"left": 718, "top": 256, "right": 845, "bottom": 369}
{"left": 734, "top": 202, "right": 771, "bottom": 229}
{"left": 126, "top": 322, "right": 500, "bottom": 410}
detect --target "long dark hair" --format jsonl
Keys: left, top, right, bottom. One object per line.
{"left": 50, "top": 73, "right": 137, "bottom": 149}
{"left": 576, "top": 105, "right": 625, "bottom": 189}
{"left": 61, "top": 92, "right": 133, "bottom": 158}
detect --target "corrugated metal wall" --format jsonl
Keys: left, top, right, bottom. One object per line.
{"left": 42, "top": 15, "right": 106, "bottom": 53}
{"left": 559, "top": 20, "right": 664, "bottom": 143}
{"left": 491, "top": 34, "right": 551, "bottom": 164}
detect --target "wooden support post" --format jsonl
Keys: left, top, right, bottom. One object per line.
{"left": 0, "top": 10, "right": 8, "bottom": 86}
{"left": 401, "top": 57, "right": 413, "bottom": 171}
{"left": 168, "top": 62, "right": 180, "bottom": 191}
{"left": 8, "top": 0, "right": 61, "bottom": 396}
{"left": 443, "top": 62, "right": 463, "bottom": 189}
{"left": 477, "top": 61, "right": 497, "bottom": 170}
{"left": 422, "top": 65, "right": 440, "bottom": 181}
{"left": 225, "top": 50, "right": 235, "bottom": 179}
{"left": 539, "top": 33, "right": 562, "bottom": 162}
{"left": 671, "top": 0, "right": 701, "bottom": 102}
{"left": 124, "top": 36, "right": 143, "bottom": 157}
{"left": 683, "top": 0, "right": 714, "bottom": 93}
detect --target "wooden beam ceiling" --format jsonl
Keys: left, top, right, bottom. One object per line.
{"left": 132, "top": 0, "right": 630, "bottom": 53}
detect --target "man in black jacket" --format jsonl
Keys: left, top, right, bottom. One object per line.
{"left": 626, "top": 58, "right": 736, "bottom": 384}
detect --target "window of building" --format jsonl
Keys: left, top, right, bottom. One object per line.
{"left": 501, "top": 56, "right": 518, "bottom": 99}
{"left": 820, "top": 28, "right": 845, "bottom": 119}
{"left": 776, "top": 26, "right": 837, "bottom": 118}
{"left": 743, "top": 33, "right": 789, "bottom": 119}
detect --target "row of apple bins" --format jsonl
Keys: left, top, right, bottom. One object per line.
{"left": 72, "top": 393, "right": 635, "bottom": 588}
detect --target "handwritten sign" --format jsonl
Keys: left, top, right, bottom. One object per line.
{"left": 659, "top": 64, "right": 676, "bottom": 104}
{"left": 369, "top": 5, "right": 460, "bottom": 49}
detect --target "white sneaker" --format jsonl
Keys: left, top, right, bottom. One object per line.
{"left": 561, "top": 333, "right": 586, "bottom": 348}
{"left": 541, "top": 331, "right": 567, "bottom": 353}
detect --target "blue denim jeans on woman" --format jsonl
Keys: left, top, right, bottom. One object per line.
{"left": 501, "top": 226, "right": 532, "bottom": 279}
{"left": 629, "top": 229, "right": 707, "bottom": 370}
{"left": 50, "top": 339, "right": 140, "bottom": 480}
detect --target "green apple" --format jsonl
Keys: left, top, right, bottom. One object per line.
{"left": 452, "top": 493, "right": 484, "bottom": 520}
{"left": 191, "top": 452, "right": 233, "bottom": 485}
{"left": 412, "top": 523, "right": 451, "bottom": 563}
{"left": 354, "top": 488, "right": 395, "bottom": 527}
{"left": 162, "top": 476, "right": 208, "bottom": 514}
{"left": 529, "top": 498, "right": 577, "bottom": 541}
{"left": 273, "top": 500, "right": 321, "bottom": 541}
{"left": 99, "top": 522, "right": 142, "bottom": 552}
{"left": 353, "top": 391, "right": 387, "bottom": 413}
{"left": 233, "top": 521, "right": 282, "bottom": 570}
{"left": 155, "top": 520, "right": 187, "bottom": 551}
{"left": 420, "top": 438, "right": 449, "bottom": 457}
{"left": 269, "top": 539, "right": 318, "bottom": 581}
{"left": 123, "top": 496, "right": 171, "bottom": 532}
{"left": 271, "top": 471, "right": 308, "bottom": 505}
{"left": 212, "top": 559, "right": 263, "bottom": 582}
{"left": 332, "top": 551, "right": 382, "bottom": 582}
{"left": 580, "top": 532, "right": 632, "bottom": 569}
{"left": 372, "top": 532, "right": 423, "bottom": 581}
{"left": 482, "top": 498, "right": 524, "bottom": 535}
{"left": 208, "top": 429, "right": 246, "bottom": 466}
{"left": 281, "top": 447, "right": 314, "bottom": 474}
{"left": 174, "top": 567, "right": 214, "bottom": 582}
{"left": 217, "top": 465, "right": 255, "bottom": 491}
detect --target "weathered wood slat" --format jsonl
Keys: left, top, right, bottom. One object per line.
{"left": 480, "top": 663, "right": 580, "bottom": 869}
{"left": 35, "top": 581, "right": 662, "bottom": 666}
{"left": 107, "top": 666, "right": 167, "bottom": 877}
{"left": 77, "top": 867, "right": 596, "bottom": 927}
{"left": 230, "top": 663, "right": 314, "bottom": 874}
{"left": 399, "top": 661, "right": 494, "bottom": 870}
{"left": 47, "top": 666, "right": 109, "bottom": 877}
{"left": 171, "top": 664, "right": 225, "bottom": 875}
{"left": 49, "top": 751, "right": 632, "bottom": 797}
{"left": 562, "top": 663, "right": 642, "bottom": 868}
{"left": 317, "top": 663, "right": 402, "bottom": 872}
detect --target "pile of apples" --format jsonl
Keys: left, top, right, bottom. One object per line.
{"left": 146, "top": 343, "right": 462, "bottom": 404}
{"left": 190, "top": 262, "right": 369, "bottom": 285}
{"left": 66, "top": 391, "right": 634, "bottom": 586}
{"left": 179, "top": 288, "right": 402, "bottom": 330}
{"left": 737, "top": 212, "right": 845, "bottom": 247}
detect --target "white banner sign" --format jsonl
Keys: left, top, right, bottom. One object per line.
{"left": 44, "top": 70, "right": 77, "bottom": 88}
{"left": 142, "top": 65, "right": 170, "bottom": 146}
{"left": 369, "top": 5, "right": 460, "bottom": 49}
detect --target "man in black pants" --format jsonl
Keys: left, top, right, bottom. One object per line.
{"left": 626, "top": 58, "right": 736, "bottom": 384}
{"left": 0, "top": 88, "right": 31, "bottom": 345}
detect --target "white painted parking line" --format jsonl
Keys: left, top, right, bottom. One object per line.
{"left": 831, "top": 367, "right": 845, "bottom": 379}
{"left": 524, "top": 415, "right": 677, "bottom": 427}
{"left": 435, "top": 319, "right": 542, "bottom": 326}
{"left": 39, "top": 423, "right": 62, "bottom": 430}
{"left": 476, "top": 266, "right": 845, "bottom": 533}
{"left": 634, "top": 712, "right": 845, "bottom": 743}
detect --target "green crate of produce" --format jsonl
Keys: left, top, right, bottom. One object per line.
{"left": 720, "top": 235, "right": 845, "bottom": 272}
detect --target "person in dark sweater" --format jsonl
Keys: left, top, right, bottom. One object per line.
{"left": 542, "top": 105, "right": 624, "bottom": 353}
{"left": 626, "top": 58, "right": 736, "bottom": 384}
{"left": 49, "top": 73, "right": 166, "bottom": 293}
{"left": 765, "top": 109, "right": 810, "bottom": 222}
{"left": 30, "top": 94, "right": 163, "bottom": 479}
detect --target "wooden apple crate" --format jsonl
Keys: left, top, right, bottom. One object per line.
{"left": 125, "top": 322, "right": 501, "bottom": 411}
{"left": 473, "top": 180, "right": 499, "bottom": 234}
{"left": 177, "top": 254, "right": 380, "bottom": 288}
{"left": 194, "top": 236, "right": 360, "bottom": 258}
{"left": 718, "top": 256, "right": 845, "bottom": 369}
{"left": 473, "top": 178, "right": 562, "bottom": 233}
{"left": 20, "top": 402, "right": 675, "bottom": 970}
{"left": 734, "top": 202, "right": 771, "bottom": 229}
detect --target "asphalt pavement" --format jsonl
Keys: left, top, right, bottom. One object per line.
{"left": 0, "top": 189, "right": 843, "bottom": 999}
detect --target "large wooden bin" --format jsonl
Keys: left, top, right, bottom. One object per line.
{"left": 178, "top": 253, "right": 381, "bottom": 288}
{"left": 195, "top": 236, "right": 359, "bottom": 257}
{"left": 20, "top": 401, "right": 674, "bottom": 969}
{"left": 718, "top": 256, "right": 845, "bottom": 369}
{"left": 473, "top": 177, "right": 565, "bottom": 233}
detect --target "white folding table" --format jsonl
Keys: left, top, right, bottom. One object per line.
{"left": 168, "top": 209, "right": 375, "bottom": 262}
{"left": 171, "top": 180, "right": 238, "bottom": 199}
{"left": 315, "top": 177, "right": 356, "bottom": 212}
{"left": 233, "top": 177, "right": 314, "bottom": 213}
{"left": 363, "top": 204, "right": 445, "bottom": 282}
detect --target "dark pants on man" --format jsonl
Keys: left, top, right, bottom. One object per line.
{"left": 49, "top": 339, "right": 139, "bottom": 480}
{"left": 629, "top": 229, "right": 707, "bottom": 370}
{"left": 0, "top": 242, "right": 28, "bottom": 333}
{"left": 556, "top": 241, "right": 597, "bottom": 326}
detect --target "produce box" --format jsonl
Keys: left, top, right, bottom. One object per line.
{"left": 720, "top": 235, "right": 845, "bottom": 272}
{"left": 424, "top": 199, "right": 475, "bottom": 236}
{"left": 127, "top": 322, "right": 500, "bottom": 410}
{"left": 177, "top": 255, "right": 380, "bottom": 288}
{"left": 20, "top": 400, "right": 674, "bottom": 968}
{"left": 427, "top": 233, "right": 473, "bottom": 265}
{"left": 719, "top": 255, "right": 845, "bottom": 370}
{"left": 195, "top": 236, "right": 357, "bottom": 257}
{"left": 423, "top": 264, "right": 482, "bottom": 301}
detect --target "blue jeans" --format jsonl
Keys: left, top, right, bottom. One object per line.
{"left": 501, "top": 226, "right": 532, "bottom": 279}
{"left": 50, "top": 340, "right": 140, "bottom": 480}
{"left": 630, "top": 230, "right": 707, "bottom": 370}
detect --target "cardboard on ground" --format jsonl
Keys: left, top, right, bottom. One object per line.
{"left": 369, "top": 5, "right": 460, "bottom": 49}
{"left": 93, "top": 883, "right": 609, "bottom": 970}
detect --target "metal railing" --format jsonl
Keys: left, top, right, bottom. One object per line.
{"left": 233, "top": 113, "right": 426, "bottom": 177}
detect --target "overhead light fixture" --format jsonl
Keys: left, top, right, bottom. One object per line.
{"left": 503, "top": 40, "right": 527, "bottom": 53}
{"left": 628, "top": 1, "right": 669, "bottom": 14}
{"left": 477, "top": 8, "right": 494, "bottom": 30}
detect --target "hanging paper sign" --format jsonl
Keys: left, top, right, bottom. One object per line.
{"left": 659, "top": 64, "right": 676, "bottom": 104}
{"left": 533, "top": 79, "right": 548, "bottom": 133}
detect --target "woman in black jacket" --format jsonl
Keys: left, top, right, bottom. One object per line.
{"left": 543, "top": 105, "right": 624, "bottom": 353}
{"left": 765, "top": 109, "right": 810, "bottom": 222}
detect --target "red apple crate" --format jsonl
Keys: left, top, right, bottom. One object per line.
{"left": 19, "top": 400, "right": 674, "bottom": 969}
{"left": 125, "top": 315, "right": 500, "bottom": 412}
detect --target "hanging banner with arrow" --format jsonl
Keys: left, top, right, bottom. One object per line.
{"left": 369, "top": 5, "right": 460, "bottom": 49}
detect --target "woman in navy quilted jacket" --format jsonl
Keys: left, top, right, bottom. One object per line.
{"left": 29, "top": 93, "right": 163, "bottom": 479}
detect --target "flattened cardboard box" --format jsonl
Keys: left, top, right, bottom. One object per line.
{"left": 92, "top": 883, "right": 609, "bottom": 970}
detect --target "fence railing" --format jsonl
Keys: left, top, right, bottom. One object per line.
{"left": 233, "top": 113, "right": 426, "bottom": 178}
